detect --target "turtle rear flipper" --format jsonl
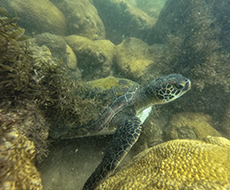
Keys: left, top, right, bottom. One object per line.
{"left": 82, "top": 116, "right": 142, "bottom": 190}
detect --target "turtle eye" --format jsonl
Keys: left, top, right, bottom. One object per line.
{"left": 175, "top": 83, "right": 184, "bottom": 89}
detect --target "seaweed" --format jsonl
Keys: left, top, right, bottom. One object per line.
{"left": 0, "top": 8, "right": 102, "bottom": 145}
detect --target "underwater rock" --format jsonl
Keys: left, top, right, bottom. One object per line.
{"left": 147, "top": 0, "right": 219, "bottom": 44}
{"left": 0, "top": 109, "right": 43, "bottom": 190}
{"left": 27, "top": 44, "right": 55, "bottom": 68}
{"left": 65, "top": 35, "right": 116, "bottom": 81}
{"left": 211, "top": 0, "right": 230, "bottom": 54}
{"left": 35, "top": 33, "right": 79, "bottom": 72}
{"left": 165, "top": 112, "right": 221, "bottom": 141}
{"left": 35, "top": 33, "right": 67, "bottom": 61}
{"left": 1, "top": 0, "right": 66, "bottom": 36}
{"left": 66, "top": 44, "right": 78, "bottom": 71}
{"left": 115, "top": 37, "right": 157, "bottom": 80}
{"left": 92, "top": 0, "right": 156, "bottom": 44}
{"left": 96, "top": 136, "right": 230, "bottom": 189}
{"left": 132, "top": 0, "right": 167, "bottom": 19}
{"left": 148, "top": 0, "right": 230, "bottom": 53}
{"left": 10, "top": 101, "right": 50, "bottom": 162}
{"left": 220, "top": 101, "right": 230, "bottom": 139}
{"left": 51, "top": 0, "right": 105, "bottom": 40}
{"left": 140, "top": 0, "right": 230, "bottom": 127}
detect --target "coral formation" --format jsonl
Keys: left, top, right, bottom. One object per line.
{"left": 1, "top": 1, "right": 230, "bottom": 189}
{"left": 165, "top": 112, "right": 221, "bottom": 141}
{"left": 0, "top": 11, "right": 51, "bottom": 160}
{"left": 140, "top": 0, "right": 230, "bottom": 129}
{"left": 220, "top": 101, "right": 230, "bottom": 139}
{"left": 65, "top": 44, "right": 78, "bottom": 71}
{"left": 1, "top": 0, "right": 66, "bottom": 35}
{"left": 34, "top": 32, "right": 80, "bottom": 73}
{"left": 0, "top": 9, "right": 95, "bottom": 158}
{"left": 0, "top": 109, "right": 43, "bottom": 190}
{"left": 35, "top": 33, "right": 67, "bottom": 61}
{"left": 115, "top": 37, "right": 155, "bottom": 79}
{"left": 65, "top": 35, "right": 116, "bottom": 80}
{"left": 51, "top": 0, "right": 106, "bottom": 40}
{"left": 134, "top": 0, "right": 167, "bottom": 19}
{"left": 97, "top": 136, "right": 230, "bottom": 189}
{"left": 147, "top": 0, "right": 230, "bottom": 92}
{"left": 92, "top": 0, "right": 156, "bottom": 44}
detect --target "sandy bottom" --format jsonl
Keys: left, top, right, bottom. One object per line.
{"left": 36, "top": 135, "right": 133, "bottom": 190}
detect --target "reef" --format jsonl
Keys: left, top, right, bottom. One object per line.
{"left": 165, "top": 112, "right": 221, "bottom": 141}
{"left": 1, "top": 0, "right": 230, "bottom": 189}
{"left": 97, "top": 136, "right": 230, "bottom": 190}
{"left": 115, "top": 37, "right": 156, "bottom": 80}
{"left": 50, "top": 0, "right": 106, "bottom": 40}
{"left": 92, "top": 0, "right": 156, "bottom": 44}
{"left": 0, "top": 8, "right": 101, "bottom": 158}
{"left": 1, "top": 0, "right": 66, "bottom": 35}
{"left": 138, "top": 0, "right": 230, "bottom": 132}
{"left": 0, "top": 109, "right": 43, "bottom": 190}
{"left": 147, "top": 0, "right": 230, "bottom": 93}
{"left": 65, "top": 35, "right": 116, "bottom": 81}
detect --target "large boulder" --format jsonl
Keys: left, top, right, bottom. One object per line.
{"left": 51, "top": 0, "right": 106, "bottom": 40}
{"left": 65, "top": 35, "right": 116, "bottom": 80}
{"left": 115, "top": 38, "right": 156, "bottom": 80}
{"left": 148, "top": 0, "right": 230, "bottom": 54}
{"left": 1, "top": 0, "right": 66, "bottom": 35}
{"left": 92, "top": 0, "right": 156, "bottom": 44}
{"left": 140, "top": 0, "right": 230, "bottom": 127}
{"left": 165, "top": 112, "right": 221, "bottom": 140}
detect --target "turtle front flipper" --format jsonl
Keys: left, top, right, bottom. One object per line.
{"left": 82, "top": 116, "right": 142, "bottom": 190}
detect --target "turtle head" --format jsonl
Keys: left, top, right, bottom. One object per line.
{"left": 149, "top": 74, "right": 191, "bottom": 104}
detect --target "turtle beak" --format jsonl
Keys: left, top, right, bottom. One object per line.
{"left": 182, "top": 79, "right": 191, "bottom": 92}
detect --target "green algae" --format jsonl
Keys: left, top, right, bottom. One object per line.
{"left": 0, "top": 8, "right": 101, "bottom": 158}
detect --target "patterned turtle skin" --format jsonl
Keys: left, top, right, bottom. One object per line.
{"left": 63, "top": 74, "right": 191, "bottom": 190}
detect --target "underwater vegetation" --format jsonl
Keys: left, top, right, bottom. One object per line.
{"left": 142, "top": 0, "right": 230, "bottom": 132}
{"left": 1, "top": 0, "right": 230, "bottom": 189}
{"left": 148, "top": 0, "right": 230, "bottom": 92}
{"left": 0, "top": 9, "right": 102, "bottom": 158}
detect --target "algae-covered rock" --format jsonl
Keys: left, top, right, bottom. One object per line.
{"left": 165, "top": 112, "right": 221, "bottom": 141}
{"left": 66, "top": 44, "right": 78, "bottom": 71}
{"left": 93, "top": 0, "right": 156, "bottom": 44}
{"left": 115, "top": 37, "right": 156, "bottom": 79}
{"left": 35, "top": 33, "right": 67, "bottom": 60}
{"left": 148, "top": 0, "right": 230, "bottom": 54}
{"left": 0, "top": 110, "right": 43, "bottom": 190}
{"left": 146, "top": 0, "right": 230, "bottom": 92}
{"left": 51, "top": 0, "right": 105, "bottom": 40}
{"left": 65, "top": 35, "right": 116, "bottom": 80}
{"left": 97, "top": 136, "right": 230, "bottom": 189}
{"left": 1, "top": 0, "right": 66, "bottom": 35}
{"left": 135, "top": 0, "right": 167, "bottom": 19}
{"left": 221, "top": 101, "right": 230, "bottom": 139}
{"left": 10, "top": 101, "right": 50, "bottom": 162}
{"left": 35, "top": 33, "right": 79, "bottom": 72}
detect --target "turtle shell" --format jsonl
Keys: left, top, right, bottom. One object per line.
{"left": 51, "top": 76, "right": 140, "bottom": 139}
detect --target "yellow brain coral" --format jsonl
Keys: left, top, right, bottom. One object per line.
{"left": 96, "top": 136, "right": 230, "bottom": 190}
{"left": 0, "top": 110, "right": 43, "bottom": 190}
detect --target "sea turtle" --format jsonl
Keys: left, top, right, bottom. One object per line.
{"left": 59, "top": 74, "right": 191, "bottom": 190}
